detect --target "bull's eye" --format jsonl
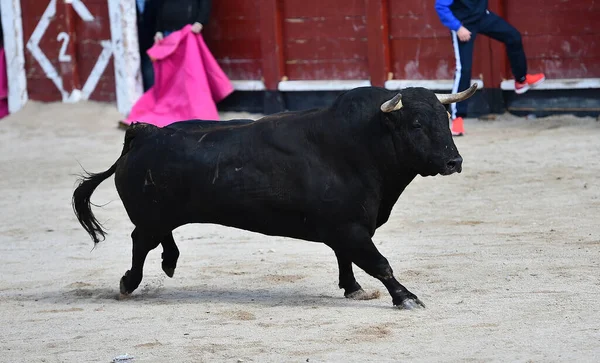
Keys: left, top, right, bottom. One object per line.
{"left": 412, "top": 120, "right": 422, "bottom": 129}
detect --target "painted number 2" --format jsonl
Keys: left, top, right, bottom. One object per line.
{"left": 57, "top": 32, "right": 72, "bottom": 62}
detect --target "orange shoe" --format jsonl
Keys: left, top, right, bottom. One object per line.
{"left": 515, "top": 73, "right": 546, "bottom": 94}
{"left": 451, "top": 117, "right": 464, "bottom": 136}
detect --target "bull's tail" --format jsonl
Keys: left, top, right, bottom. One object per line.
{"left": 72, "top": 124, "right": 142, "bottom": 244}
{"left": 72, "top": 163, "right": 117, "bottom": 244}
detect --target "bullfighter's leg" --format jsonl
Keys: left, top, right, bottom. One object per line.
{"left": 120, "top": 227, "right": 160, "bottom": 295}
{"left": 334, "top": 249, "right": 380, "bottom": 300}
{"left": 341, "top": 225, "right": 425, "bottom": 309}
{"left": 161, "top": 232, "right": 180, "bottom": 278}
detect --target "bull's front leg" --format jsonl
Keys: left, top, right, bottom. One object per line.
{"left": 335, "top": 224, "right": 425, "bottom": 309}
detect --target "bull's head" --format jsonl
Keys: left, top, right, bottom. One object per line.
{"left": 379, "top": 84, "right": 477, "bottom": 177}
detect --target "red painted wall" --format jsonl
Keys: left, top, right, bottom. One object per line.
{"left": 203, "top": 0, "right": 600, "bottom": 89}
{"left": 505, "top": 0, "right": 600, "bottom": 79}
{"left": 281, "top": 0, "right": 369, "bottom": 80}
{"left": 205, "top": 0, "right": 262, "bottom": 80}
{"left": 18, "top": 0, "right": 600, "bottom": 101}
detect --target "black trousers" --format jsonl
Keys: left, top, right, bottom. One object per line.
{"left": 451, "top": 10, "right": 527, "bottom": 118}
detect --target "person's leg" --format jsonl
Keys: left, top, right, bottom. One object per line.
{"left": 479, "top": 11, "right": 544, "bottom": 93}
{"left": 140, "top": 52, "right": 155, "bottom": 91}
{"left": 479, "top": 11, "right": 527, "bottom": 82}
{"left": 450, "top": 30, "right": 476, "bottom": 120}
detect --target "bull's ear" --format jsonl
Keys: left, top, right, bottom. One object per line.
{"left": 380, "top": 94, "right": 403, "bottom": 112}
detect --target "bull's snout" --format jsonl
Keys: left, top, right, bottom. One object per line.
{"left": 445, "top": 156, "right": 463, "bottom": 174}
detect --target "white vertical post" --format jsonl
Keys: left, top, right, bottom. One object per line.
{"left": 1, "top": 0, "right": 28, "bottom": 113}
{"left": 107, "top": 0, "right": 142, "bottom": 115}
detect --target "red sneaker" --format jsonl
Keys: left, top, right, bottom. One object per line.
{"left": 515, "top": 73, "right": 546, "bottom": 94}
{"left": 451, "top": 117, "right": 464, "bottom": 136}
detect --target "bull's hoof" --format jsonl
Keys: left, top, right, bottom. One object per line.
{"left": 395, "top": 298, "right": 426, "bottom": 310}
{"left": 345, "top": 288, "right": 381, "bottom": 300}
{"left": 117, "top": 292, "right": 131, "bottom": 300}
{"left": 119, "top": 271, "right": 135, "bottom": 295}
{"left": 119, "top": 275, "right": 130, "bottom": 295}
{"left": 162, "top": 266, "right": 175, "bottom": 278}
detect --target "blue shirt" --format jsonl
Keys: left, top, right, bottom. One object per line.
{"left": 136, "top": 0, "right": 145, "bottom": 13}
{"left": 435, "top": 0, "right": 489, "bottom": 31}
{"left": 435, "top": 0, "right": 462, "bottom": 31}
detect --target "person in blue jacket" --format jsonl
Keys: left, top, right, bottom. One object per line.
{"left": 435, "top": 0, "right": 545, "bottom": 136}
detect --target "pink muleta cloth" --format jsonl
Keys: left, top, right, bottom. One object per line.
{"left": 124, "top": 25, "right": 234, "bottom": 127}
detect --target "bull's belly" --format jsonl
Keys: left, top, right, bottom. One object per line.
{"left": 116, "top": 174, "right": 330, "bottom": 243}
{"left": 186, "top": 201, "right": 330, "bottom": 243}
{"left": 194, "top": 213, "right": 325, "bottom": 242}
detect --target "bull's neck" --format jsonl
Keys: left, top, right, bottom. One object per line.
{"left": 319, "top": 110, "right": 419, "bottom": 192}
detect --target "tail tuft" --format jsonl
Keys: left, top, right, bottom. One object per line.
{"left": 72, "top": 164, "right": 117, "bottom": 244}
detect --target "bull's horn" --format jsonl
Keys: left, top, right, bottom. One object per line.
{"left": 380, "top": 94, "right": 403, "bottom": 112}
{"left": 435, "top": 83, "right": 478, "bottom": 104}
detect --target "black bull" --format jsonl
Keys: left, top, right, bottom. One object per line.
{"left": 73, "top": 84, "right": 477, "bottom": 309}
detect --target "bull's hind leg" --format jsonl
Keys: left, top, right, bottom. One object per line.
{"left": 120, "top": 227, "right": 160, "bottom": 295}
{"left": 333, "top": 249, "right": 380, "bottom": 300}
{"left": 337, "top": 225, "right": 424, "bottom": 309}
{"left": 160, "top": 232, "right": 180, "bottom": 278}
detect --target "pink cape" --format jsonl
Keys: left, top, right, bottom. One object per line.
{"left": 124, "top": 25, "right": 233, "bottom": 127}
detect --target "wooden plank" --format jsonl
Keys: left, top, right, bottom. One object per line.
{"left": 505, "top": 0, "right": 600, "bottom": 12}
{"left": 211, "top": 0, "right": 259, "bottom": 19}
{"left": 76, "top": 45, "right": 109, "bottom": 80}
{"left": 387, "top": 1, "right": 495, "bottom": 84}
{"left": 285, "top": 60, "right": 369, "bottom": 80}
{"left": 365, "top": 0, "right": 390, "bottom": 86}
{"left": 26, "top": 77, "right": 62, "bottom": 102}
{"left": 20, "top": 0, "right": 49, "bottom": 38}
{"left": 388, "top": 0, "right": 432, "bottom": 15}
{"left": 401, "top": 35, "right": 491, "bottom": 79}
{"left": 284, "top": 16, "right": 367, "bottom": 39}
{"left": 23, "top": 0, "right": 67, "bottom": 101}
{"left": 522, "top": 35, "right": 599, "bottom": 59}
{"left": 88, "top": 65, "right": 117, "bottom": 102}
{"left": 285, "top": 38, "right": 367, "bottom": 61}
{"left": 205, "top": 17, "right": 261, "bottom": 40}
{"left": 486, "top": 0, "right": 509, "bottom": 86}
{"left": 75, "top": 23, "right": 112, "bottom": 39}
{"left": 207, "top": 38, "right": 263, "bottom": 60}
{"left": 202, "top": 1, "right": 262, "bottom": 80}
{"left": 475, "top": 37, "right": 496, "bottom": 87}
{"left": 62, "top": 1, "right": 81, "bottom": 93}
{"left": 507, "top": 11, "right": 600, "bottom": 36}
{"left": 218, "top": 60, "right": 263, "bottom": 80}
{"left": 282, "top": 0, "right": 365, "bottom": 18}
{"left": 259, "top": 0, "right": 284, "bottom": 89}
{"left": 526, "top": 58, "right": 600, "bottom": 78}
{"left": 391, "top": 57, "right": 453, "bottom": 80}
{"left": 503, "top": 0, "right": 600, "bottom": 79}
{"left": 388, "top": 14, "right": 449, "bottom": 39}
{"left": 390, "top": 37, "right": 456, "bottom": 60}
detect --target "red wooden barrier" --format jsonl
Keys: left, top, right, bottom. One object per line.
{"left": 7, "top": 0, "right": 600, "bottom": 109}
{"left": 204, "top": 0, "right": 600, "bottom": 89}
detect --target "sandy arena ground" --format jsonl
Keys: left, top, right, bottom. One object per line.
{"left": 0, "top": 101, "right": 599, "bottom": 362}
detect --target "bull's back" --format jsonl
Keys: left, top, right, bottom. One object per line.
{"left": 166, "top": 119, "right": 255, "bottom": 133}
